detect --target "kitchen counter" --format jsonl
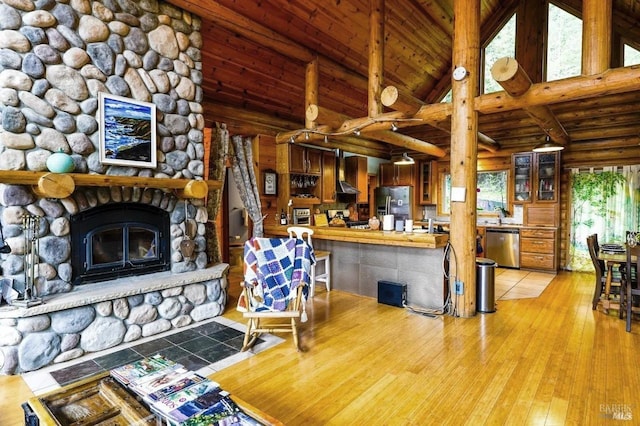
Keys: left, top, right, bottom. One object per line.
{"left": 264, "top": 224, "right": 449, "bottom": 249}
{"left": 264, "top": 224, "right": 448, "bottom": 310}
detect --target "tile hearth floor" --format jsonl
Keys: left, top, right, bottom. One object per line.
{"left": 21, "top": 317, "right": 283, "bottom": 396}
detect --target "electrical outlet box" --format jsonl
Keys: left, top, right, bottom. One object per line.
{"left": 455, "top": 279, "right": 464, "bottom": 295}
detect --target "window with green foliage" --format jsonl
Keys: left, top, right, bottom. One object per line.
{"left": 483, "top": 14, "right": 516, "bottom": 94}
{"left": 547, "top": 3, "right": 582, "bottom": 81}
{"left": 624, "top": 44, "right": 640, "bottom": 66}
{"left": 441, "top": 170, "right": 509, "bottom": 215}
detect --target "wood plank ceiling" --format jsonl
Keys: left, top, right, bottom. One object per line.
{"left": 167, "top": 0, "right": 640, "bottom": 161}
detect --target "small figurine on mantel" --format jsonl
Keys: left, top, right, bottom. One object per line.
{"left": 347, "top": 203, "right": 359, "bottom": 221}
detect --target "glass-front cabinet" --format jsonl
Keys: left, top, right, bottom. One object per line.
{"left": 536, "top": 153, "right": 558, "bottom": 202}
{"left": 418, "top": 160, "right": 434, "bottom": 204}
{"left": 511, "top": 152, "right": 559, "bottom": 204}
{"left": 513, "top": 153, "right": 532, "bottom": 203}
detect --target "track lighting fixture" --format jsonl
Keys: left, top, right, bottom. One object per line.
{"left": 391, "top": 122, "right": 399, "bottom": 132}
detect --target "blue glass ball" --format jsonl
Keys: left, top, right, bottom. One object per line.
{"left": 46, "top": 151, "right": 75, "bottom": 173}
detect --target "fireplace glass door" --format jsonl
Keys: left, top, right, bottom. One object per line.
{"left": 71, "top": 203, "right": 170, "bottom": 284}
{"left": 90, "top": 225, "right": 159, "bottom": 267}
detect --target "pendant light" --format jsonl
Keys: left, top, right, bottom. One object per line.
{"left": 393, "top": 152, "right": 415, "bottom": 165}
{"left": 533, "top": 135, "right": 564, "bottom": 152}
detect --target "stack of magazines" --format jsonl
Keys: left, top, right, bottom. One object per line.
{"left": 110, "top": 354, "right": 263, "bottom": 425}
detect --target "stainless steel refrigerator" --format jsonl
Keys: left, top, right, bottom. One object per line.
{"left": 375, "top": 186, "right": 413, "bottom": 220}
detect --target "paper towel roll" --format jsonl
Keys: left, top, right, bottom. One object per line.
{"left": 382, "top": 215, "right": 394, "bottom": 231}
{"left": 405, "top": 219, "right": 413, "bottom": 233}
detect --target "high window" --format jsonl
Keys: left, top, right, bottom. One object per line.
{"left": 624, "top": 44, "right": 640, "bottom": 66}
{"left": 547, "top": 3, "right": 582, "bottom": 81}
{"left": 483, "top": 14, "right": 516, "bottom": 94}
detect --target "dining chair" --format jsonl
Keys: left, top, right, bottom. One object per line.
{"left": 587, "top": 234, "right": 622, "bottom": 312}
{"left": 621, "top": 243, "right": 640, "bottom": 332}
{"left": 237, "top": 237, "right": 312, "bottom": 351}
{"left": 287, "top": 226, "right": 331, "bottom": 297}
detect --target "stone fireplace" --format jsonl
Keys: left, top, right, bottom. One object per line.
{"left": 0, "top": 1, "right": 229, "bottom": 374}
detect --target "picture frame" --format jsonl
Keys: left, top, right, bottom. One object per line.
{"left": 99, "top": 93, "right": 157, "bottom": 168}
{"left": 264, "top": 170, "right": 277, "bottom": 195}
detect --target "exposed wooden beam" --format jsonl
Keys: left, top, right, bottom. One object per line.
{"left": 479, "top": 64, "right": 640, "bottom": 114}
{"left": 490, "top": 57, "right": 564, "bottom": 144}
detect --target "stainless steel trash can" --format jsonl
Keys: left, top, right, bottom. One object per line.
{"left": 476, "top": 258, "right": 497, "bottom": 313}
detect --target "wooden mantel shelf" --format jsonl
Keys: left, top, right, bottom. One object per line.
{"left": 0, "top": 170, "right": 222, "bottom": 199}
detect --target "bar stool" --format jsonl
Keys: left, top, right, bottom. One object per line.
{"left": 287, "top": 226, "right": 331, "bottom": 297}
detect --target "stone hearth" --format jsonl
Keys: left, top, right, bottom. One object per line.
{"left": 0, "top": 265, "right": 228, "bottom": 375}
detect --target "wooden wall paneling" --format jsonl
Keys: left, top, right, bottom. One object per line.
{"left": 559, "top": 167, "right": 571, "bottom": 269}
{"left": 253, "top": 135, "right": 278, "bottom": 225}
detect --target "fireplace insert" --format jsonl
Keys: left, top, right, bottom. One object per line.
{"left": 71, "top": 203, "right": 171, "bottom": 284}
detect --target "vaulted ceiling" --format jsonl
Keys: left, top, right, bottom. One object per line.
{"left": 167, "top": 0, "right": 640, "bottom": 163}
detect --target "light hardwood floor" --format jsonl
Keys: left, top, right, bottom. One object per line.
{"left": 3, "top": 268, "right": 639, "bottom": 425}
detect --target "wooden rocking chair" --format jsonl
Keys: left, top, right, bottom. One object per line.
{"left": 237, "top": 237, "right": 312, "bottom": 351}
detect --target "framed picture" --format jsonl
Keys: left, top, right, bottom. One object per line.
{"left": 264, "top": 170, "right": 277, "bottom": 195}
{"left": 99, "top": 93, "right": 157, "bottom": 168}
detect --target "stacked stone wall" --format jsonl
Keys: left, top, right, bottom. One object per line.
{"left": 0, "top": 0, "right": 206, "bottom": 293}
{"left": 0, "top": 274, "right": 227, "bottom": 374}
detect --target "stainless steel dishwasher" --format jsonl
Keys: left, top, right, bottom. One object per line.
{"left": 485, "top": 228, "right": 520, "bottom": 268}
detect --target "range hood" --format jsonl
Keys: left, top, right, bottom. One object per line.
{"left": 337, "top": 180, "right": 360, "bottom": 194}
{"left": 335, "top": 150, "right": 360, "bottom": 194}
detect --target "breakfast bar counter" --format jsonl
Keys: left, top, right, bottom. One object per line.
{"left": 264, "top": 225, "right": 448, "bottom": 310}
{"left": 264, "top": 224, "right": 450, "bottom": 248}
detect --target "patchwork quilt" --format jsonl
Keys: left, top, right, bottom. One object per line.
{"left": 241, "top": 237, "right": 314, "bottom": 312}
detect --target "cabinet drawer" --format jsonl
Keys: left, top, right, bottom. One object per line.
{"left": 520, "top": 228, "right": 555, "bottom": 239}
{"left": 521, "top": 238, "right": 554, "bottom": 254}
{"left": 521, "top": 252, "right": 555, "bottom": 270}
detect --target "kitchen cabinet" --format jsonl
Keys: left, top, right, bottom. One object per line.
{"left": 520, "top": 228, "right": 557, "bottom": 271}
{"left": 288, "top": 145, "right": 321, "bottom": 175}
{"left": 512, "top": 153, "right": 532, "bottom": 203}
{"left": 321, "top": 150, "right": 336, "bottom": 203}
{"left": 345, "top": 155, "right": 368, "bottom": 203}
{"left": 511, "top": 152, "right": 559, "bottom": 204}
{"left": 418, "top": 160, "right": 434, "bottom": 204}
{"left": 380, "top": 163, "right": 415, "bottom": 186}
{"left": 535, "top": 153, "right": 558, "bottom": 202}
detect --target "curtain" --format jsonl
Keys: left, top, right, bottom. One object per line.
{"left": 205, "top": 124, "right": 229, "bottom": 264}
{"left": 567, "top": 166, "right": 639, "bottom": 271}
{"left": 230, "top": 135, "right": 264, "bottom": 237}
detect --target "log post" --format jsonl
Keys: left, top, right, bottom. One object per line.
{"left": 450, "top": 0, "right": 480, "bottom": 318}
{"left": 305, "top": 57, "right": 319, "bottom": 129}
{"left": 368, "top": 0, "right": 384, "bottom": 117}
{"left": 491, "top": 57, "right": 570, "bottom": 145}
{"left": 582, "top": 0, "right": 612, "bottom": 75}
